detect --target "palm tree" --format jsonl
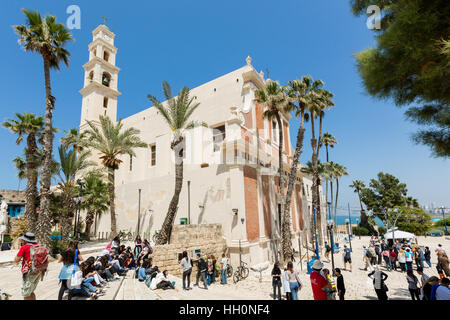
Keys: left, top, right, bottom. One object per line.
{"left": 61, "top": 128, "right": 87, "bottom": 153}
{"left": 83, "top": 115, "right": 147, "bottom": 237}
{"left": 14, "top": 9, "right": 73, "bottom": 249}
{"left": 304, "top": 81, "right": 334, "bottom": 245}
{"left": 328, "top": 162, "right": 348, "bottom": 227}
{"left": 147, "top": 81, "right": 206, "bottom": 245}
{"left": 81, "top": 171, "right": 109, "bottom": 240}
{"left": 320, "top": 132, "right": 337, "bottom": 205}
{"left": 254, "top": 80, "right": 291, "bottom": 260}
{"left": 56, "top": 145, "right": 93, "bottom": 243}
{"left": 349, "top": 180, "right": 367, "bottom": 226}
{"left": 3, "top": 113, "right": 44, "bottom": 233}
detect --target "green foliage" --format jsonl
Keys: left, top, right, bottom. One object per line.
{"left": 394, "top": 206, "right": 433, "bottom": 235}
{"left": 10, "top": 216, "right": 29, "bottom": 240}
{"left": 350, "top": 0, "right": 450, "bottom": 157}
{"left": 360, "top": 172, "right": 414, "bottom": 219}
{"left": 433, "top": 217, "right": 450, "bottom": 227}
{"left": 352, "top": 226, "right": 369, "bottom": 236}
{"left": 377, "top": 226, "right": 387, "bottom": 235}
{"left": 50, "top": 238, "right": 64, "bottom": 255}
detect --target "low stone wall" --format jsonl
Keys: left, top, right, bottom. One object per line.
{"left": 150, "top": 224, "right": 228, "bottom": 278}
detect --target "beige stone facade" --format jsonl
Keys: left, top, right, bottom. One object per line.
{"left": 79, "top": 25, "right": 327, "bottom": 267}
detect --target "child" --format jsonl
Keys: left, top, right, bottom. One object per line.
{"left": 322, "top": 268, "right": 336, "bottom": 300}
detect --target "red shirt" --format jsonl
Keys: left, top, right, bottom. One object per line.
{"left": 310, "top": 271, "right": 328, "bottom": 300}
{"left": 17, "top": 244, "right": 37, "bottom": 273}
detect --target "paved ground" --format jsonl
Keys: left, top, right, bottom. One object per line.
{"left": 1, "top": 236, "right": 448, "bottom": 300}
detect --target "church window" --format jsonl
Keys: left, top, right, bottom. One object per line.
{"left": 213, "top": 125, "right": 226, "bottom": 152}
{"left": 102, "top": 72, "right": 111, "bottom": 87}
{"left": 103, "top": 50, "right": 110, "bottom": 62}
{"left": 103, "top": 97, "right": 108, "bottom": 108}
{"left": 89, "top": 71, "right": 94, "bottom": 83}
{"left": 150, "top": 145, "right": 156, "bottom": 166}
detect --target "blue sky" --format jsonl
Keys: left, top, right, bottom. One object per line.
{"left": 0, "top": 0, "right": 448, "bottom": 216}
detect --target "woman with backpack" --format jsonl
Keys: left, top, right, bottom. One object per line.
{"left": 180, "top": 251, "right": 192, "bottom": 290}
{"left": 57, "top": 240, "right": 83, "bottom": 300}
{"left": 368, "top": 266, "right": 389, "bottom": 301}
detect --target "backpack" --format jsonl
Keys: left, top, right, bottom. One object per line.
{"left": 368, "top": 248, "right": 375, "bottom": 258}
{"left": 30, "top": 244, "right": 49, "bottom": 274}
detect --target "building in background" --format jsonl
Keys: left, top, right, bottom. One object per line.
{"left": 0, "top": 189, "right": 25, "bottom": 218}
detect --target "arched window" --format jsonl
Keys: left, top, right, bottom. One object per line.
{"left": 102, "top": 72, "right": 111, "bottom": 87}
{"left": 89, "top": 71, "right": 94, "bottom": 83}
{"left": 103, "top": 50, "right": 110, "bottom": 62}
{"left": 103, "top": 97, "right": 108, "bottom": 108}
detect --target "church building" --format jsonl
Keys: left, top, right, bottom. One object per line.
{"left": 79, "top": 25, "right": 327, "bottom": 265}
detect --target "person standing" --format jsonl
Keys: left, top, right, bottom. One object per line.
{"left": 424, "top": 246, "right": 432, "bottom": 268}
{"left": 389, "top": 248, "right": 397, "bottom": 271}
{"left": 134, "top": 235, "right": 142, "bottom": 259}
{"left": 334, "top": 268, "right": 345, "bottom": 300}
{"left": 343, "top": 245, "right": 352, "bottom": 272}
{"left": 322, "top": 268, "right": 336, "bottom": 300}
{"left": 438, "top": 253, "right": 450, "bottom": 277}
{"left": 368, "top": 266, "right": 389, "bottom": 301}
{"left": 14, "top": 233, "right": 46, "bottom": 300}
{"left": 382, "top": 248, "right": 391, "bottom": 271}
{"left": 324, "top": 242, "right": 331, "bottom": 262}
{"left": 405, "top": 248, "right": 414, "bottom": 272}
{"left": 310, "top": 260, "right": 330, "bottom": 300}
{"left": 195, "top": 254, "right": 208, "bottom": 289}
{"left": 406, "top": 270, "right": 420, "bottom": 300}
{"left": 285, "top": 261, "right": 302, "bottom": 300}
{"left": 220, "top": 253, "right": 228, "bottom": 285}
{"left": 398, "top": 249, "right": 407, "bottom": 272}
{"left": 271, "top": 262, "right": 282, "bottom": 300}
{"left": 180, "top": 251, "right": 192, "bottom": 290}
{"left": 362, "top": 246, "right": 370, "bottom": 271}
{"left": 375, "top": 243, "right": 382, "bottom": 265}
{"left": 282, "top": 266, "right": 292, "bottom": 300}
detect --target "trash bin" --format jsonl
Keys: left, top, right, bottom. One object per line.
{"left": 180, "top": 218, "right": 188, "bottom": 225}
{"left": 307, "top": 257, "right": 317, "bottom": 275}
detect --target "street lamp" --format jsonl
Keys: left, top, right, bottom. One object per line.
{"left": 441, "top": 206, "right": 448, "bottom": 236}
{"left": 327, "top": 219, "right": 335, "bottom": 272}
{"left": 137, "top": 189, "right": 141, "bottom": 236}
{"left": 345, "top": 219, "right": 353, "bottom": 253}
{"left": 240, "top": 218, "right": 245, "bottom": 266}
{"left": 356, "top": 218, "right": 360, "bottom": 240}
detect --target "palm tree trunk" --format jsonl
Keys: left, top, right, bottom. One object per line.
{"left": 275, "top": 114, "right": 290, "bottom": 262}
{"left": 157, "top": 157, "right": 184, "bottom": 245}
{"left": 61, "top": 191, "right": 75, "bottom": 244}
{"left": 25, "top": 134, "right": 38, "bottom": 233}
{"left": 108, "top": 168, "right": 117, "bottom": 237}
{"left": 36, "top": 57, "right": 55, "bottom": 250}
{"left": 310, "top": 117, "right": 323, "bottom": 246}
{"left": 356, "top": 191, "right": 368, "bottom": 227}
{"left": 85, "top": 211, "right": 94, "bottom": 241}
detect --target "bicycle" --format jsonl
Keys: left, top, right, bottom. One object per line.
{"left": 232, "top": 261, "right": 249, "bottom": 284}
{"left": 226, "top": 264, "right": 233, "bottom": 278}
{"left": 118, "top": 230, "right": 133, "bottom": 241}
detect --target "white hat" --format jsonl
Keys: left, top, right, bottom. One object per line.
{"left": 312, "top": 260, "right": 324, "bottom": 270}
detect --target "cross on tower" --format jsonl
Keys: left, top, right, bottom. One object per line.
{"left": 102, "top": 16, "right": 107, "bottom": 25}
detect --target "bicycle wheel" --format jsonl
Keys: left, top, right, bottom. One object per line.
{"left": 233, "top": 271, "right": 240, "bottom": 284}
{"left": 240, "top": 266, "right": 249, "bottom": 279}
{"left": 227, "top": 265, "right": 233, "bottom": 278}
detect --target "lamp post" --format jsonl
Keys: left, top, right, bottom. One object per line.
{"left": 346, "top": 219, "right": 352, "bottom": 253}
{"left": 187, "top": 181, "right": 191, "bottom": 224}
{"left": 347, "top": 203, "right": 352, "bottom": 237}
{"left": 356, "top": 218, "right": 360, "bottom": 240}
{"left": 137, "top": 189, "right": 141, "bottom": 236}
{"left": 441, "top": 206, "right": 448, "bottom": 236}
{"left": 327, "top": 219, "right": 335, "bottom": 272}
{"left": 240, "top": 217, "right": 244, "bottom": 266}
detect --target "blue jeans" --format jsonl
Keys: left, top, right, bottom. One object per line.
{"left": 207, "top": 273, "right": 214, "bottom": 285}
{"left": 82, "top": 277, "right": 97, "bottom": 293}
{"left": 221, "top": 269, "right": 227, "bottom": 284}
{"left": 383, "top": 256, "right": 391, "bottom": 271}
{"left": 289, "top": 282, "right": 299, "bottom": 300}
{"left": 425, "top": 259, "right": 432, "bottom": 268}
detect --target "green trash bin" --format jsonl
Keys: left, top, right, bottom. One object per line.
{"left": 180, "top": 218, "right": 188, "bottom": 225}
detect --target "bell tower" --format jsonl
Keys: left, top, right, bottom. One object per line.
{"left": 79, "top": 24, "right": 121, "bottom": 130}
